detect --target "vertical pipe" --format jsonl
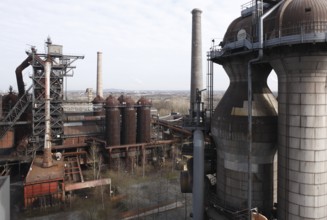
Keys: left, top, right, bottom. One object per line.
{"left": 247, "top": 60, "right": 254, "bottom": 220}
{"left": 190, "top": 9, "right": 203, "bottom": 117}
{"left": 247, "top": 2, "right": 284, "bottom": 218}
{"left": 97, "top": 51, "right": 103, "bottom": 99}
{"left": 193, "top": 129, "right": 204, "bottom": 220}
{"left": 43, "top": 57, "right": 53, "bottom": 168}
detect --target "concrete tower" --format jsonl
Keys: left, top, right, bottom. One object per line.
{"left": 211, "top": 54, "right": 278, "bottom": 215}
{"left": 97, "top": 51, "right": 103, "bottom": 99}
{"left": 268, "top": 1, "right": 327, "bottom": 219}
{"left": 209, "top": 0, "right": 327, "bottom": 219}
{"left": 210, "top": 5, "right": 278, "bottom": 217}
{"left": 190, "top": 8, "right": 203, "bottom": 115}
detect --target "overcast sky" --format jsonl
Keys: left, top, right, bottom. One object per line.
{"left": 0, "top": 0, "right": 278, "bottom": 93}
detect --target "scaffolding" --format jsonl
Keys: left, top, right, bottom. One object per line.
{"left": 29, "top": 41, "right": 84, "bottom": 151}
{"left": 0, "top": 39, "right": 84, "bottom": 155}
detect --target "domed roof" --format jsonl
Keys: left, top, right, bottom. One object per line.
{"left": 105, "top": 95, "right": 119, "bottom": 107}
{"left": 119, "top": 95, "right": 135, "bottom": 107}
{"left": 223, "top": 15, "right": 253, "bottom": 44}
{"left": 222, "top": 0, "right": 327, "bottom": 46}
{"left": 92, "top": 95, "right": 104, "bottom": 104}
{"left": 124, "top": 97, "right": 135, "bottom": 107}
{"left": 137, "top": 97, "right": 151, "bottom": 106}
{"left": 277, "top": 0, "right": 327, "bottom": 36}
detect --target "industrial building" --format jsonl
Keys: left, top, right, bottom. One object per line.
{"left": 183, "top": 0, "right": 327, "bottom": 220}
{"left": 2, "top": 0, "right": 327, "bottom": 219}
{"left": 0, "top": 37, "right": 185, "bottom": 215}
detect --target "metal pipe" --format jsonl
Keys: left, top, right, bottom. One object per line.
{"left": 43, "top": 57, "right": 53, "bottom": 168}
{"left": 247, "top": 1, "right": 284, "bottom": 219}
{"left": 96, "top": 51, "right": 103, "bottom": 98}
{"left": 15, "top": 55, "right": 32, "bottom": 96}
{"left": 193, "top": 129, "right": 204, "bottom": 220}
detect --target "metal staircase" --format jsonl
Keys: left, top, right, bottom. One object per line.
{"left": 0, "top": 85, "right": 32, "bottom": 140}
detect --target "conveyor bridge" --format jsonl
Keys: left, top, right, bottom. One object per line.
{"left": 0, "top": 85, "right": 32, "bottom": 140}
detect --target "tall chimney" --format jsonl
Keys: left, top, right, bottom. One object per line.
{"left": 190, "top": 9, "right": 203, "bottom": 116}
{"left": 96, "top": 51, "right": 103, "bottom": 98}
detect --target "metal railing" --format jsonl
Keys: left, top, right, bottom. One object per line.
{"left": 210, "top": 21, "right": 327, "bottom": 59}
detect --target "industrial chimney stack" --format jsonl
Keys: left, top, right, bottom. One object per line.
{"left": 97, "top": 51, "right": 103, "bottom": 98}
{"left": 190, "top": 8, "right": 203, "bottom": 116}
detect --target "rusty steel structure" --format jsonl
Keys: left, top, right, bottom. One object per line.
{"left": 24, "top": 156, "right": 65, "bottom": 208}
{"left": 29, "top": 39, "right": 84, "bottom": 152}
{"left": 0, "top": 39, "right": 182, "bottom": 212}
{"left": 136, "top": 97, "right": 151, "bottom": 143}
{"left": 105, "top": 95, "right": 121, "bottom": 146}
{"left": 120, "top": 96, "right": 136, "bottom": 171}
{"left": 104, "top": 95, "right": 164, "bottom": 171}
{"left": 16, "top": 55, "right": 33, "bottom": 96}
{"left": 92, "top": 95, "right": 105, "bottom": 116}
{"left": 120, "top": 96, "right": 136, "bottom": 145}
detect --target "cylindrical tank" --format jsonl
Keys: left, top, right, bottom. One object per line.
{"left": 211, "top": 13, "right": 278, "bottom": 214}
{"left": 119, "top": 96, "right": 136, "bottom": 145}
{"left": 119, "top": 96, "right": 136, "bottom": 171}
{"left": 105, "top": 95, "right": 120, "bottom": 146}
{"left": 267, "top": 1, "right": 327, "bottom": 219}
{"left": 92, "top": 95, "right": 105, "bottom": 116}
{"left": 136, "top": 97, "right": 151, "bottom": 143}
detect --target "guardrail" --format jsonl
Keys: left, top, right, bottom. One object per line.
{"left": 209, "top": 21, "right": 327, "bottom": 59}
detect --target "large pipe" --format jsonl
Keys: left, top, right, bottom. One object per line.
{"left": 96, "top": 51, "right": 103, "bottom": 98}
{"left": 15, "top": 55, "right": 32, "bottom": 96}
{"left": 43, "top": 57, "right": 53, "bottom": 168}
{"left": 193, "top": 129, "right": 204, "bottom": 220}
{"left": 190, "top": 9, "right": 203, "bottom": 116}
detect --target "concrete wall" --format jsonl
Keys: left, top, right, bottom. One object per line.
{"left": 270, "top": 46, "right": 327, "bottom": 220}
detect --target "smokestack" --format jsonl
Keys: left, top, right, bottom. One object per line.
{"left": 190, "top": 8, "right": 203, "bottom": 116}
{"left": 43, "top": 57, "right": 53, "bottom": 168}
{"left": 96, "top": 51, "right": 103, "bottom": 98}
